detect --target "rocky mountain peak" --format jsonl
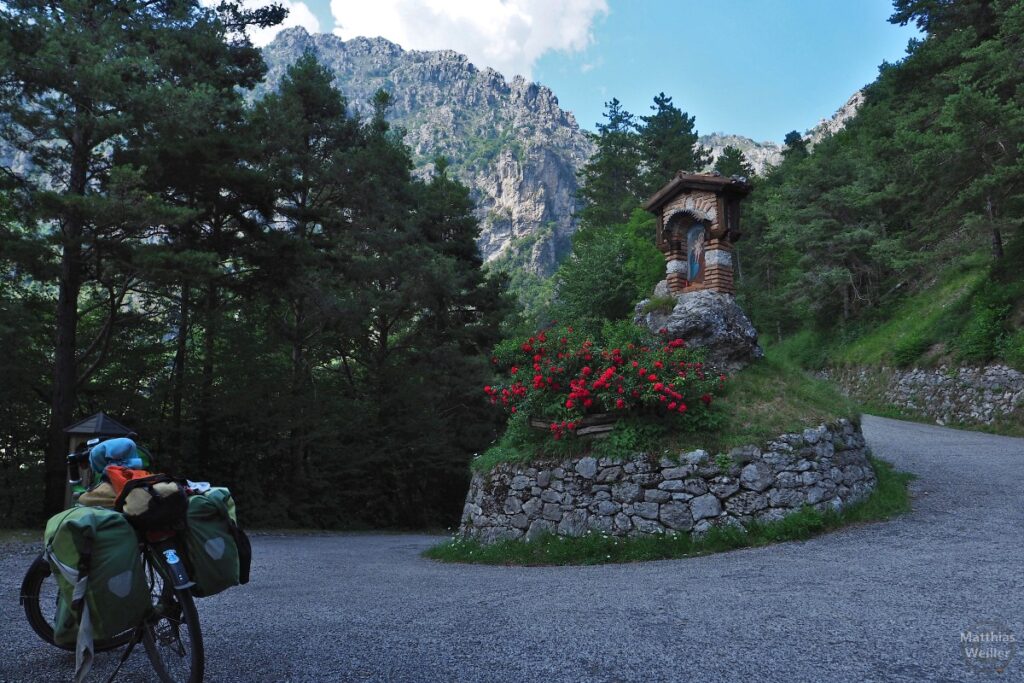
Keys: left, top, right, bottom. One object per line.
{"left": 261, "top": 28, "right": 593, "bottom": 276}
{"left": 807, "top": 90, "right": 865, "bottom": 146}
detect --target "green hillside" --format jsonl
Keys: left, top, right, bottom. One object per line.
{"left": 737, "top": 0, "right": 1024, "bottom": 372}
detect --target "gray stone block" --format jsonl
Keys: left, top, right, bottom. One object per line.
{"left": 660, "top": 501, "right": 693, "bottom": 530}
{"left": 691, "top": 493, "right": 722, "bottom": 520}
{"left": 634, "top": 502, "right": 659, "bottom": 520}
{"left": 740, "top": 462, "right": 773, "bottom": 492}
{"left": 525, "top": 519, "right": 555, "bottom": 542}
{"left": 644, "top": 489, "right": 672, "bottom": 503}
{"left": 575, "top": 457, "right": 598, "bottom": 479}
{"left": 542, "top": 503, "right": 563, "bottom": 521}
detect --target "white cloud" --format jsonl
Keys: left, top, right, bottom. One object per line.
{"left": 330, "top": 0, "right": 608, "bottom": 79}
{"left": 201, "top": 0, "right": 321, "bottom": 47}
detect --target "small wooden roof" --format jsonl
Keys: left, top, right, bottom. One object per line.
{"left": 643, "top": 172, "right": 752, "bottom": 213}
{"left": 64, "top": 412, "right": 133, "bottom": 436}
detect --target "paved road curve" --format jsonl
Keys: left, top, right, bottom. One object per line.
{"left": 2, "top": 416, "right": 1023, "bottom": 682}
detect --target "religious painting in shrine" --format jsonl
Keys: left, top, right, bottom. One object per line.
{"left": 687, "top": 223, "right": 706, "bottom": 281}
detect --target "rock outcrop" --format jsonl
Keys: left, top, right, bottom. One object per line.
{"left": 636, "top": 290, "right": 763, "bottom": 373}
{"left": 699, "top": 133, "right": 783, "bottom": 176}
{"left": 460, "top": 419, "right": 875, "bottom": 544}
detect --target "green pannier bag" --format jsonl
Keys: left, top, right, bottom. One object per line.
{"left": 184, "top": 487, "right": 251, "bottom": 598}
{"left": 44, "top": 506, "right": 150, "bottom": 682}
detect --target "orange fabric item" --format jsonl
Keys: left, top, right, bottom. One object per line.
{"left": 106, "top": 465, "right": 154, "bottom": 497}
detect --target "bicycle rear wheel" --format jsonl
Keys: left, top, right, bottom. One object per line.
{"left": 142, "top": 551, "right": 204, "bottom": 683}
{"left": 20, "top": 553, "right": 134, "bottom": 651}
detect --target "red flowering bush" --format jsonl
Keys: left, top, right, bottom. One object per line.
{"left": 483, "top": 323, "right": 724, "bottom": 440}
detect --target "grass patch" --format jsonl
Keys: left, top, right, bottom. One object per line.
{"left": 426, "top": 457, "right": 913, "bottom": 565}
{"left": 639, "top": 295, "right": 678, "bottom": 315}
{"left": 687, "top": 351, "right": 858, "bottom": 454}
{"left": 831, "top": 261, "right": 988, "bottom": 367}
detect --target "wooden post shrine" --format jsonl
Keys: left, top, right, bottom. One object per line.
{"left": 643, "top": 172, "right": 751, "bottom": 296}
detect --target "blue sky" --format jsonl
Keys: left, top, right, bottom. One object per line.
{"left": 252, "top": 0, "right": 920, "bottom": 142}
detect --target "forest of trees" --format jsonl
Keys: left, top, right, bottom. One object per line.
{"left": 738, "top": 0, "right": 1023, "bottom": 369}
{"left": 0, "top": 2, "right": 512, "bottom": 528}
{"left": 2, "top": 0, "right": 1020, "bottom": 529}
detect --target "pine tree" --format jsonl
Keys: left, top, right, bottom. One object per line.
{"left": 639, "top": 92, "right": 711, "bottom": 195}
{"left": 0, "top": 0, "right": 281, "bottom": 515}
{"left": 714, "top": 146, "right": 756, "bottom": 178}
{"left": 576, "top": 98, "right": 643, "bottom": 228}
{"left": 782, "top": 131, "right": 809, "bottom": 160}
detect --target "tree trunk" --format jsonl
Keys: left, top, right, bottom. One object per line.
{"left": 45, "top": 133, "right": 89, "bottom": 516}
{"left": 987, "top": 194, "right": 1004, "bottom": 259}
{"left": 196, "top": 283, "right": 217, "bottom": 462}
{"left": 169, "top": 283, "right": 190, "bottom": 464}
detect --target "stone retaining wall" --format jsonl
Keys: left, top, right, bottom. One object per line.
{"left": 460, "top": 419, "right": 876, "bottom": 544}
{"left": 823, "top": 365, "right": 1024, "bottom": 427}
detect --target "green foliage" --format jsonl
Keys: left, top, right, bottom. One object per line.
{"left": 426, "top": 457, "right": 913, "bottom": 565}
{"left": 591, "top": 419, "right": 669, "bottom": 460}
{"left": 954, "top": 293, "right": 1011, "bottom": 363}
{"left": 0, "top": 22, "right": 513, "bottom": 528}
{"left": 550, "top": 209, "right": 661, "bottom": 327}
{"left": 1001, "top": 330, "right": 1024, "bottom": 371}
{"left": 640, "top": 295, "right": 677, "bottom": 315}
{"left": 740, "top": 1, "right": 1024, "bottom": 370}
{"left": 577, "top": 98, "right": 644, "bottom": 228}
{"left": 638, "top": 92, "right": 711, "bottom": 196}
{"left": 713, "top": 145, "right": 755, "bottom": 178}
{"left": 714, "top": 453, "right": 733, "bottom": 472}
{"left": 892, "top": 333, "right": 933, "bottom": 367}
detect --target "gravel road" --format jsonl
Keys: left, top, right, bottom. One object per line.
{"left": 2, "top": 415, "right": 1022, "bottom": 682}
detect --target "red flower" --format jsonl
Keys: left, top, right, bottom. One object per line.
{"left": 565, "top": 399, "right": 575, "bottom": 409}
{"left": 677, "top": 403, "right": 687, "bottom": 413}
{"left": 647, "top": 374, "right": 657, "bottom": 381}
{"left": 510, "top": 366, "right": 519, "bottom": 375}
{"left": 615, "top": 398, "right": 626, "bottom": 409}
{"left": 581, "top": 366, "right": 592, "bottom": 376}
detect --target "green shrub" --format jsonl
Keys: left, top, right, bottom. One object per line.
{"left": 640, "top": 295, "right": 677, "bottom": 315}
{"left": 892, "top": 333, "right": 932, "bottom": 367}
{"left": 592, "top": 418, "right": 669, "bottom": 459}
{"left": 955, "top": 297, "right": 1010, "bottom": 363}
{"left": 999, "top": 329, "right": 1024, "bottom": 371}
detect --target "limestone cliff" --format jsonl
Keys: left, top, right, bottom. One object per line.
{"left": 260, "top": 28, "right": 593, "bottom": 275}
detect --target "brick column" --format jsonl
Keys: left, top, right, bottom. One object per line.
{"left": 664, "top": 248, "right": 687, "bottom": 294}
{"left": 702, "top": 239, "right": 735, "bottom": 295}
